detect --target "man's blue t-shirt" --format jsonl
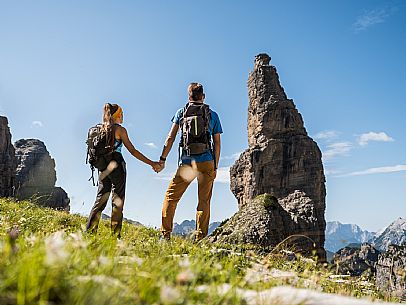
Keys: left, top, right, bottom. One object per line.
{"left": 172, "top": 104, "right": 223, "bottom": 164}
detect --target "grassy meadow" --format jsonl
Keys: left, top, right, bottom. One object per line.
{"left": 0, "top": 198, "right": 398, "bottom": 304}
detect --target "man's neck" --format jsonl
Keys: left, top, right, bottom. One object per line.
{"left": 189, "top": 99, "right": 204, "bottom": 104}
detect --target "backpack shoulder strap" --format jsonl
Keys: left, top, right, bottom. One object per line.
{"left": 180, "top": 103, "right": 189, "bottom": 121}
{"left": 202, "top": 104, "right": 211, "bottom": 130}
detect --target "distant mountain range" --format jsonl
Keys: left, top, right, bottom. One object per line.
{"left": 101, "top": 213, "right": 143, "bottom": 226}
{"left": 325, "top": 218, "right": 406, "bottom": 253}
{"left": 325, "top": 221, "right": 375, "bottom": 253}
{"left": 173, "top": 220, "right": 221, "bottom": 237}
{"left": 372, "top": 217, "right": 406, "bottom": 251}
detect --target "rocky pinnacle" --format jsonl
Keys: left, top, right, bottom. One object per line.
{"left": 210, "top": 54, "right": 326, "bottom": 259}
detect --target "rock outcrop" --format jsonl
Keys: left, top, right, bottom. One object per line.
{"left": 14, "top": 139, "right": 70, "bottom": 211}
{"left": 332, "top": 243, "right": 380, "bottom": 276}
{"left": 0, "top": 116, "right": 16, "bottom": 197}
{"left": 210, "top": 54, "right": 326, "bottom": 259}
{"left": 376, "top": 245, "right": 406, "bottom": 299}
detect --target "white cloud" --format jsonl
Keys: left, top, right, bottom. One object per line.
{"left": 313, "top": 130, "right": 339, "bottom": 141}
{"left": 324, "top": 169, "right": 342, "bottom": 176}
{"left": 215, "top": 167, "right": 230, "bottom": 183}
{"left": 358, "top": 132, "right": 394, "bottom": 146}
{"left": 353, "top": 7, "right": 396, "bottom": 32}
{"left": 222, "top": 152, "right": 242, "bottom": 161}
{"left": 144, "top": 142, "right": 158, "bottom": 149}
{"left": 32, "top": 121, "right": 44, "bottom": 128}
{"left": 322, "top": 142, "right": 352, "bottom": 161}
{"left": 337, "top": 165, "right": 406, "bottom": 177}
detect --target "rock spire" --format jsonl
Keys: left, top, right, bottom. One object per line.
{"left": 209, "top": 54, "right": 326, "bottom": 259}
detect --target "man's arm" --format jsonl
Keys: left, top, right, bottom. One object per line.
{"left": 213, "top": 133, "right": 221, "bottom": 170}
{"left": 159, "top": 123, "right": 179, "bottom": 164}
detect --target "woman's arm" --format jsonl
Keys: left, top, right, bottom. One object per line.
{"left": 117, "top": 126, "right": 155, "bottom": 166}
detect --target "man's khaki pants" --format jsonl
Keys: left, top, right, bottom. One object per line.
{"left": 161, "top": 160, "right": 216, "bottom": 240}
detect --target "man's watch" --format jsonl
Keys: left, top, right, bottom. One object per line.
{"left": 160, "top": 156, "right": 167, "bottom": 162}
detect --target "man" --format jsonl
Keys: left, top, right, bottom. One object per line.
{"left": 158, "top": 82, "right": 222, "bottom": 241}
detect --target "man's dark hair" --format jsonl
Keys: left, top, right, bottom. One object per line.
{"left": 188, "top": 83, "right": 204, "bottom": 101}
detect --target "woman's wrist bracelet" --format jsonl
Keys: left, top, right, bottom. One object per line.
{"left": 159, "top": 156, "right": 166, "bottom": 162}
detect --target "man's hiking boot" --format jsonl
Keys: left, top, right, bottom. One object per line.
{"left": 159, "top": 233, "right": 171, "bottom": 242}
{"left": 193, "top": 232, "right": 206, "bottom": 244}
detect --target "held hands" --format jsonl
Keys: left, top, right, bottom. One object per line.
{"left": 150, "top": 155, "right": 166, "bottom": 173}
{"left": 151, "top": 161, "right": 163, "bottom": 173}
{"left": 157, "top": 160, "right": 165, "bottom": 173}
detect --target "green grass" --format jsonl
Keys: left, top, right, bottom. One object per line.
{"left": 0, "top": 198, "right": 399, "bottom": 304}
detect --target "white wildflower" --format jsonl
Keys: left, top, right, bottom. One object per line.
{"left": 25, "top": 234, "right": 37, "bottom": 246}
{"left": 90, "top": 255, "right": 111, "bottom": 268}
{"left": 77, "top": 275, "right": 126, "bottom": 289}
{"left": 176, "top": 269, "right": 195, "bottom": 285}
{"left": 328, "top": 274, "right": 350, "bottom": 278}
{"left": 245, "top": 264, "right": 298, "bottom": 284}
{"left": 178, "top": 257, "right": 190, "bottom": 268}
{"left": 44, "top": 231, "right": 69, "bottom": 266}
{"left": 116, "top": 255, "right": 143, "bottom": 266}
{"left": 98, "top": 255, "right": 111, "bottom": 266}
{"left": 269, "top": 268, "right": 297, "bottom": 280}
{"left": 116, "top": 239, "right": 127, "bottom": 251}
{"left": 160, "top": 285, "right": 181, "bottom": 304}
{"left": 69, "top": 232, "right": 87, "bottom": 249}
{"left": 137, "top": 271, "right": 151, "bottom": 278}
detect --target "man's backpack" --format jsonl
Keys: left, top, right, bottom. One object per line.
{"left": 86, "top": 124, "right": 115, "bottom": 184}
{"left": 179, "top": 102, "right": 212, "bottom": 155}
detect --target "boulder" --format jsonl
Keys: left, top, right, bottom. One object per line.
{"left": 210, "top": 193, "right": 323, "bottom": 256}
{"left": 332, "top": 243, "right": 380, "bottom": 276}
{"left": 14, "top": 139, "right": 70, "bottom": 211}
{"left": 0, "top": 116, "right": 16, "bottom": 197}
{"left": 376, "top": 245, "right": 406, "bottom": 299}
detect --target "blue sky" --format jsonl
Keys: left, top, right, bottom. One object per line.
{"left": 1, "top": 0, "right": 405, "bottom": 232}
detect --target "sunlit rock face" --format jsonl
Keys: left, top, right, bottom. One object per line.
{"left": 210, "top": 54, "right": 326, "bottom": 260}
{"left": 376, "top": 245, "right": 406, "bottom": 299}
{"left": 14, "top": 139, "right": 70, "bottom": 211}
{"left": 0, "top": 116, "right": 16, "bottom": 197}
{"left": 332, "top": 243, "right": 380, "bottom": 276}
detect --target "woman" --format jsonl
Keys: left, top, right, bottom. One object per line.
{"left": 86, "top": 103, "right": 161, "bottom": 238}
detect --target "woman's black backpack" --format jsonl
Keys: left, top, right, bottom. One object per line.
{"left": 86, "top": 124, "right": 115, "bottom": 184}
